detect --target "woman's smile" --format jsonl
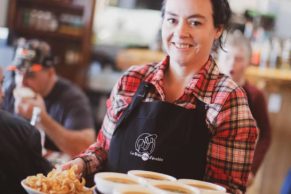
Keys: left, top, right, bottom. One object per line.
{"left": 171, "top": 42, "right": 194, "bottom": 50}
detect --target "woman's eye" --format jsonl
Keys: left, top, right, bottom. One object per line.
{"left": 167, "top": 18, "right": 176, "bottom": 24}
{"left": 189, "top": 20, "right": 202, "bottom": 27}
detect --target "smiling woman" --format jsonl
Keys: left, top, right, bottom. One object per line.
{"left": 63, "top": 1, "right": 258, "bottom": 194}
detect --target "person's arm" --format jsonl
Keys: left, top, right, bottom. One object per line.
{"left": 14, "top": 94, "right": 95, "bottom": 157}
{"left": 250, "top": 90, "right": 271, "bottom": 175}
{"left": 39, "top": 112, "right": 95, "bottom": 156}
{"left": 205, "top": 87, "right": 258, "bottom": 193}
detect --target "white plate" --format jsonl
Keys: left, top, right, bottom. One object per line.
{"left": 21, "top": 179, "right": 45, "bottom": 194}
{"left": 21, "top": 179, "right": 92, "bottom": 194}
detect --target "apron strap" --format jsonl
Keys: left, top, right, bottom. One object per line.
{"left": 113, "top": 81, "right": 152, "bottom": 134}
{"left": 195, "top": 98, "right": 207, "bottom": 113}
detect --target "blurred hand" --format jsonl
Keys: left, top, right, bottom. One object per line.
{"left": 61, "top": 158, "right": 85, "bottom": 178}
{"left": 14, "top": 94, "right": 46, "bottom": 120}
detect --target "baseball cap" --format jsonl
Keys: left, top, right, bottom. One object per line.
{"left": 7, "top": 39, "right": 55, "bottom": 73}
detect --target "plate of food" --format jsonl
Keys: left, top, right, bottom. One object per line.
{"left": 21, "top": 165, "right": 92, "bottom": 194}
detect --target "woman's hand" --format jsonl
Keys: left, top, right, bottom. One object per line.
{"left": 61, "top": 158, "right": 85, "bottom": 178}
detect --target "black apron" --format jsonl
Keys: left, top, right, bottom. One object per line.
{"left": 107, "top": 82, "right": 211, "bottom": 180}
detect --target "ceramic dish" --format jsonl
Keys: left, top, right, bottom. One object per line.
{"left": 150, "top": 180, "right": 201, "bottom": 194}
{"left": 178, "top": 179, "right": 226, "bottom": 194}
{"left": 94, "top": 172, "right": 140, "bottom": 194}
{"left": 128, "top": 170, "right": 176, "bottom": 185}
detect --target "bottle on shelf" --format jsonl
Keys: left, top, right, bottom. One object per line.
{"left": 281, "top": 38, "right": 291, "bottom": 70}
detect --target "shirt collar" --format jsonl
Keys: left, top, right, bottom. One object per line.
{"left": 189, "top": 56, "right": 221, "bottom": 104}
{"left": 150, "top": 55, "right": 169, "bottom": 83}
{"left": 146, "top": 55, "right": 221, "bottom": 104}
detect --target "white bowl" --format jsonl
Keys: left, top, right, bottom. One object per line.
{"left": 113, "top": 185, "right": 157, "bottom": 194}
{"left": 178, "top": 179, "right": 226, "bottom": 193}
{"left": 150, "top": 181, "right": 201, "bottom": 194}
{"left": 21, "top": 179, "right": 45, "bottom": 194}
{"left": 94, "top": 172, "right": 140, "bottom": 194}
{"left": 128, "top": 170, "right": 176, "bottom": 185}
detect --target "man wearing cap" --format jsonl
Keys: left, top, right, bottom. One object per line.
{"left": 0, "top": 66, "right": 52, "bottom": 194}
{"left": 2, "top": 39, "right": 95, "bottom": 157}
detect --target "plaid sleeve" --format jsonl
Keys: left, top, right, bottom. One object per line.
{"left": 78, "top": 131, "right": 109, "bottom": 176}
{"left": 205, "top": 87, "right": 258, "bottom": 193}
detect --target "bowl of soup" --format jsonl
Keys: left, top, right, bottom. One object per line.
{"left": 150, "top": 181, "right": 200, "bottom": 194}
{"left": 128, "top": 170, "right": 176, "bottom": 185}
{"left": 94, "top": 172, "right": 140, "bottom": 194}
{"left": 113, "top": 185, "right": 157, "bottom": 194}
{"left": 178, "top": 179, "right": 226, "bottom": 194}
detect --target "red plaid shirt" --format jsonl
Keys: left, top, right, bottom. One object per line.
{"left": 80, "top": 56, "right": 258, "bottom": 193}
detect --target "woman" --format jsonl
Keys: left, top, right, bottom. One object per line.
{"left": 64, "top": 0, "right": 258, "bottom": 193}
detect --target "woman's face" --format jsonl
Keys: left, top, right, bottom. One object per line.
{"left": 161, "top": 0, "right": 222, "bottom": 68}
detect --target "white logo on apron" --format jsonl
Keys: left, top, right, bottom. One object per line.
{"left": 130, "top": 132, "right": 164, "bottom": 162}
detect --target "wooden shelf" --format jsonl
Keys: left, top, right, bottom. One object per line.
{"left": 246, "top": 66, "right": 291, "bottom": 82}
{"left": 8, "top": 0, "right": 96, "bottom": 88}
{"left": 17, "top": 0, "right": 84, "bottom": 15}
{"left": 15, "top": 27, "right": 83, "bottom": 42}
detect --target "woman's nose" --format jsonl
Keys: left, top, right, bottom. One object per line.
{"left": 174, "top": 21, "right": 190, "bottom": 38}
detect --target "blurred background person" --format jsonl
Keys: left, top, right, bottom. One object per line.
{"left": 0, "top": 66, "right": 52, "bottom": 194}
{"left": 2, "top": 39, "right": 95, "bottom": 157}
{"left": 218, "top": 30, "right": 272, "bottom": 185}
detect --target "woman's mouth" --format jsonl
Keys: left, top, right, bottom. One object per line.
{"left": 172, "top": 42, "right": 193, "bottom": 49}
